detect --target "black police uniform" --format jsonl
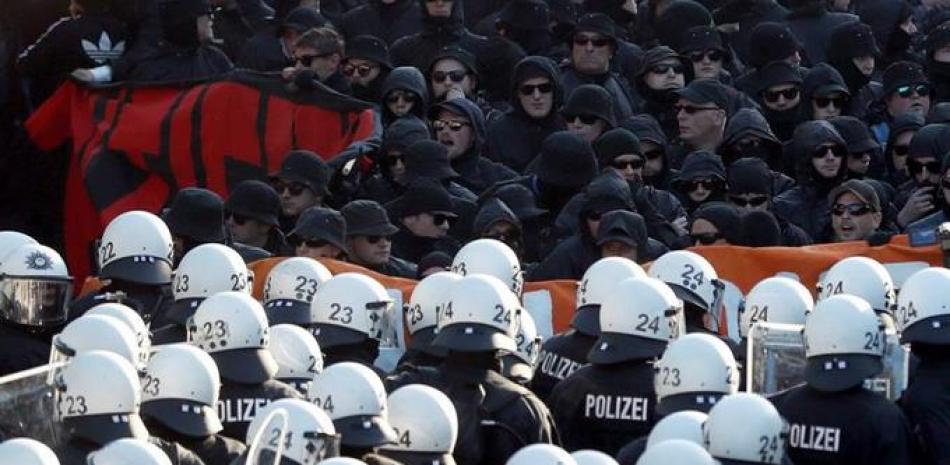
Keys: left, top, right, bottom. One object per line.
{"left": 546, "top": 361, "right": 657, "bottom": 454}
{"left": 0, "top": 322, "right": 52, "bottom": 376}
{"left": 530, "top": 328, "right": 594, "bottom": 402}
{"left": 56, "top": 436, "right": 207, "bottom": 465}
{"left": 147, "top": 421, "right": 247, "bottom": 465}
{"left": 387, "top": 361, "right": 556, "bottom": 465}
{"left": 900, "top": 351, "right": 950, "bottom": 464}
{"left": 614, "top": 437, "right": 648, "bottom": 465}
{"left": 771, "top": 385, "right": 914, "bottom": 465}
{"left": 217, "top": 379, "right": 302, "bottom": 442}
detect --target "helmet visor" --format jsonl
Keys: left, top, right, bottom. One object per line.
{"left": 0, "top": 276, "right": 73, "bottom": 327}
{"left": 368, "top": 300, "right": 397, "bottom": 348}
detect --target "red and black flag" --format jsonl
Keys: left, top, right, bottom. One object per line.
{"left": 26, "top": 71, "right": 375, "bottom": 286}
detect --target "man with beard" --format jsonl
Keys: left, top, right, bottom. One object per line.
{"left": 829, "top": 179, "right": 885, "bottom": 242}
{"left": 337, "top": 0, "right": 422, "bottom": 45}
{"left": 754, "top": 61, "right": 805, "bottom": 142}
{"left": 343, "top": 35, "right": 391, "bottom": 104}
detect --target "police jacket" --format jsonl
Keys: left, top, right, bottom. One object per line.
{"left": 56, "top": 436, "right": 206, "bottom": 465}
{"left": 900, "top": 350, "right": 950, "bottom": 465}
{"left": 0, "top": 322, "right": 52, "bottom": 376}
{"left": 217, "top": 379, "right": 303, "bottom": 442}
{"left": 771, "top": 385, "right": 914, "bottom": 465}
{"left": 338, "top": 0, "right": 422, "bottom": 45}
{"left": 530, "top": 328, "right": 595, "bottom": 402}
{"left": 147, "top": 421, "right": 247, "bottom": 465}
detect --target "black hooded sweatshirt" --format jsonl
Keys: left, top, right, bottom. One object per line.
{"left": 719, "top": 108, "right": 791, "bottom": 178}
{"left": 784, "top": 0, "right": 859, "bottom": 66}
{"left": 379, "top": 66, "right": 429, "bottom": 125}
{"left": 486, "top": 56, "right": 566, "bottom": 173}
{"left": 389, "top": 0, "right": 491, "bottom": 73}
{"left": 772, "top": 120, "right": 849, "bottom": 241}
{"left": 338, "top": 0, "right": 422, "bottom": 45}
{"left": 438, "top": 98, "right": 518, "bottom": 195}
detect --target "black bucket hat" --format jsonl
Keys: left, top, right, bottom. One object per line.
{"left": 341, "top": 200, "right": 400, "bottom": 237}
{"left": 270, "top": 150, "right": 331, "bottom": 197}
{"left": 289, "top": 206, "right": 348, "bottom": 252}
{"left": 346, "top": 35, "right": 391, "bottom": 70}
{"left": 561, "top": 84, "right": 616, "bottom": 127}
{"left": 163, "top": 188, "right": 227, "bottom": 243}
{"left": 225, "top": 180, "right": 281, "bottom": 227}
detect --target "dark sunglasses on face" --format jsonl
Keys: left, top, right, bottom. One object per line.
{"left": 849, "top": 151, "right": 872, "bottom": 160}
{"left": 687, "top": 179, "right": 723, "bottom": 191}
{"left": 689, "top": 50, "right": 725, "bottom": 63}
{"left": 813, "top": 96, "right": 845, "bottom": 109}
{"left": 891, "top": 145, "right": 910, "bottom": 157}
{"left": 831, "top": 203, "right": 873, "bottom": 216}
{"left": 226, "top": 211, "right": 249, "bottom": 226}
{"left": 649, "top": 63, "right": 684, "bottom": 75}
{"left": 365, "top": 235, "right": 391, "bottom": 244}
{"left": 762, "top": 87, "right": 800, "bottom": 103}
{"left": 431, "top": 69, "right": 467, "bottom": 83}
{"left": 573, "top": 36, "right": 611, "bottom": 48}
{"left": 730, "top": 195, "right": 769, "bottom": 207}
{"left": 565, "top": 114, "right": 601, "bottom": 125}
{"left": 896, "top": 84, "right": 930, "bottom": 98}
{"left": 908, "top": 159, "right": 941, "bottom": 175}
{"left": 611, "top": 158, "right": 645, "bottom": 170}
{"left": 386, "top": 92, "right": 417, "bottom": 105}
{"left": 432, "top": 119, "right": 471, "bottom": 132}
{"left": 272, "top": 181, "right": 308, "bottom": 196}
{"left": 811, "top": 145, "right": 846, "bottom": 159}
{"left": 432, "top": 214, "right": 455, "bottom": 227}
{"left": 644, "top": 149, "right": 665, "bottom": 160}
{"left": 343, "top": 63, "right": 375, "bottom": 77}
{"left": 691, "top": 232, "right": 722, "bottom": 245}
{"left": 675, "top": 105, "right": 720, "bottom": 115}
{"left": 941, "top": 178, "right": 950, "bottom": 190}
{"left": 519, "top": 83, "right": 554, "bottom": 96}
{"left": 295, "top": 53, "right": 333, "bottom": 67}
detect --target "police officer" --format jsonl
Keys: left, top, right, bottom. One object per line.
{"left": 396, "top": 272, "right": 461, "bottom": 369}
{"left": 635, "top": 440, "right": 717, "bottom": 465}
{"left": 239, "top": 398, "right": 341, "bottom": 464}
{"left": 817, "top": 256, "right": 897, "bottom": 330}
{"left": 49, "top": 313, "right": 142, "bottom": 369}
{"left": 616, "top": 411, "right": 708, "bottom": 465}
{"left": 86, "top": 439, "right": 173, "bottom": 465}
{"left": 654, "top": 334, "right": 740, "bottom": 416}
{"left": 531, "top": 257, "right": 645, "bottom": 401}
{"left": 0, "top": 438, "right": 60, "bottom": 465}
{"left": 50, "top": 351, "right": 205, "bottom": 465}
{"left": 450, "top": 239, "right": 525, "bottom": 297}
{"left": 386, "top": 274, "right": 556, "bottom": 465}
{"left": 895, "top": 267, "right": 950, "bottom": 465}
{"left": 501, "top": 310, "right": 542, "bottom": 386}
{"left": 308, "top": 273, "right": 395, "bottom": 375}
{"left": 0, "top": 242, "right": 73, "bottom": 375}
{"left": 152, "top": 244, "right": 251, "bottom": 344}
{"left": 188, "top": 292, "right": 301, "bottom": 441}
{"left": 85, "top": 303, "right": 151, "bottom": 368}
{"left": 377, "top": 384, "right": 458, "bottom": 465}
{"left": 262, "top": 257, "right": 333, "bottom": 326}
{"left": 268, "top": 324, "right": 324, "bottom": 395}
{"left": 770, "top": 295, "right": 914, "bottom": 465}
{"left": 70, "top": 211, "right": 176, "bottom": 324}
{"left": 546, "top": 276, "right": 683, "bottom": 454}
{"left": 738, "top": 277, "right": 813, "bottom": 350}
{"left": 704, "top": 393, "right": 790, "bottom": 465}
{"left": 307, "top": 362, "right": 397, "bottom": 459}
{"left": 506, "top": 444, "right": 577, "bottom": 465}
{"left": 141, "top": 344, "right": 246, "bottom": 465}
{"left": 572, "top": 450, "right": 619, "bottom": 465}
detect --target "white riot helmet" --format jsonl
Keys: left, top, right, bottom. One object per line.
{"left": 86, "top": 303, "right": 151, "bottom": 366}
{"left": 268, "top": 324, "right": 324, "bottom": 394}
{"left": 502, "top": 309, "right": 542, "bottom": 384}
{"left": 635, "top": 439, "right": 717, "bottom": 465}
{"left": 0, "top": 438, "right": 59, "bottom": 465}
{"left": 50, "top": 314, "right": 142, "bottom": 370}
{"left": 404, "top": 272, "right": 462, "bottom": 356}
{"left": 817, "top": 256, "right": 895, "bottom": 314}
{"left": 574, "top": 257, "right": 646, "bottom": 336}
{"left": 645, "top": 411, "right": 708, "bottom": 449}
{"left": 317, "top": 459, "right": 366, "bottom": 465}
{"left": 0, "top": 231, "right": 38, "bottom": 268}
{"left": 306, "top": 362, "right": 396, "bottom": 449}
{"left": 432, "top": 274, "right": 522, "bottom": 353}
{"left": 804, "top": 294, "right": 885, "bottom": 392}
{"left": 648, "top": 250, "right": 724, "bottom": 316}
{"left": 308, "top": 273, "right": 395, "bottom": 349}
{"left": 572, "top": 450, "right": 619, "bottom": 465}
{"left": 378, "top": 384, "right": 458, "bottom": 464}
{"left": 896, "top": 267, "right": 950, "bottom": 344}
{"left": 51, "top": 350, "right": 148, "bottom": 444}
{"left": 86, "top": 439, "right": 172, "bottom": 465}
{"left": 589, "top": 277, "right": 684, "bottom": 365}
{"left": 168, "top": 243, "right": 251, "bottom": 325}
{"left": 188, "top": 291, "right": 278, "bottom": 384}
{"left": 263, "top": 258, "right": 333, "bottom": 325}
{"left": 654, "top": 333, "right": 739, "bottom": 415}
{"left": 451, "top": 238, "right": 524, "bottom": 296}
{"left": 0, "top": 243, "right": 73, "bottom": 327}
{"left": 140, "top": 344, "right": 223, "bottom": 437}
{"left": 739, "top": 277, "right": 813, "bottom": 339}
{"left": 245, "top": 399, "right": 341, "bottom": 464}
{"left": 704, "top": 393, "right": 788, "bottom": 465}
{"left": 98, "top": 211, "right": 174, "bottom": 285}
{"left": 506, "top": 444, "right": 577, "bottom": 465}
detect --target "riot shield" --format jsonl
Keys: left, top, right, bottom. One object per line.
{"left": 244, "top": 407, "right": 290, "bottom": 465}
{"left": 872, "top": 332, "right": 909, "bottom": 400}
{"left": 0, "top": 363, "right": 67, "bottom": 447}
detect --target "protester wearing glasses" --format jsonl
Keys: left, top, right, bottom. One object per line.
{"left": 634, "top": 46, "right": 689, "bottom": 141}
{"left": 679, "top": 26, "right": 732, "bottom": 83}
{"left": 829, "top": 180, "right": 885, "bottom": 243}
{"left": 735, "top": 22, "right": 804, "bottom": 97}
{"left": 380, "top": 67, "right": 429, "bottom": 124}
{"left": 773, "top": 121, "right": 850, "bottom": 240}
{"left": 238, "top": 6, "right": 327, "bottom": 72}
{"left": 907, "top": 153, "right": 950, "bottom": 237}
{"left": 883, "top": 113, "right": 924, "bottom": 188}
{"left": 343, "top": 35, "right": 391, "bottom": 104}
{"left": 270, "top": 150, "right": 331, "bottom": 233}
{"left": 486, "top": 56, "right": 565, "bottom": 173}
{"left": 340, "top": 199, "right": 416, "bottom": 278}
{"left": 289, "top": 206, "right": 348, "bottom": 260}
{"left": 474, "top": 198, "right": 526, "bottom": 261}
{"left": 871, "top": 61, "right": 932, "bottom": 145}
{"left": 386, "top": 179, "right": 461, "bottom": 263}
{"left": 728, "top": 158, "right": 813, "bottom": 245}
{"left": 894, "top": 124, "right": 950, "bottom": 229}
{"left": 560, "top": 13, "right": 636, "bottom": 122}
{"left": 755, "top": 61, "right": 805, "bottom": 142}
{"left": 427, "top": 46, "right": 478, "bottom": 104}
{"left": 718, "top": 109, "right": 790, "bottom": 178}
{"left": 284, "top": 26, "right": 351, "bottom": 95}
{"left": 674, "top": 80, "right": 731, "bottom": 159}
{"left": 224, "top": 180, "right": 290, "bottom": 256}
{"left": 803, "top": 64, "right": 852, "bottom": 121}
{"left": 689, "top": 202, "right": 742, "bottom": 247}
{"left": 622, "top": 114, "right": 677, "bottom": 191}
{"left": 673, "top": 151, "right": 727, "bottom": 215}
{"left": 562, "top": 84, "right": 615, "bottom": 143}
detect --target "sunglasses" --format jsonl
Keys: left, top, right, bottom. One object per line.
{"left": 831, "top": 203, "right": 873, "bottom": 216}
{"left": 649, "top": 63, "right": 684, "bottom": 75}
{"left": 611, "top": 158, "right": 645, "bottom": 170}
{"left": 675, "top": 105, "right": 720, "bottom": 115}
{"left": 573, "top": 36, "right": 611, "bottom": 48}
{"left": 686, "top": 179, "right": 723, "bottom": 191}
{"left": 730, "top": 195, "right": 769, "bottom": 207}
{"left": 565, "top": 114, "right": 600, "bottom": 125}
{"left": 891, "top": 144, "right": 910, "bottom": 157}
{"left": 431, "top": 69, "right": 467, "bottom": 83}
{"left": 691, "top": 232, "right": 722, "bottom": 245}
{"left": 343, "top": 62, "right": 376, "bottom": 77}
{"left": 519, "top": 83, "right": 554, "bottom": 96}
{"left": 896, "top": 84, "right": 930, "bottom": 98}
{"left": 908, "top": 159, "right": 941, "bottom": 175}
{"left": 385, "top": 154, "right": 404, "bottom": 166}
{"left": 226, "top": 211, "right": 249, "bottom": 226}
{"left": 762, "top": 87, "right": 800, "bottom": 103}
{"left": 644, "top": 149, "right": 664, "bottom": 160}
{"left": 295, "top": 53, "right": 333, "bottom": 67}
{"left": 365, "top": 235, "right": 392, "bottom": 244}
{"left": 811, "top": 145, "right": 845, "bottom": 159}
{"left": 272, "top": 180, "right": 308, "bottom": 196}
{"left": 689, "top": 50, "right": 725, "bottom": 63}
{"left": 942, "top": 178, "right": 950, "bottom": 190}
{"left": 386, "top": 92, "right": 417, "bottom": 105}
{"left": 849, "top": 151, "right": 872, "bottom": 160}
{"left": 432, "top": 119, "right": 471, "bottom": 132}
{"left": 432, "top": 213, "right": 455, "bottom": 227}
{"left": 814, "top": 96, "right": 845, "bottom": 109}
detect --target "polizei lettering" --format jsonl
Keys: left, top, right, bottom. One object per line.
{"left": 584, "top": 395, "right": 649, "bottom": 421}
{"left": 217, "top": 398, "right": 271, "bottom": 424}
{"left": 539, "top": 351, "right": 585, "bottom": 381}
{"left": 788, "top": 423, "right": 841, "bottom": 453}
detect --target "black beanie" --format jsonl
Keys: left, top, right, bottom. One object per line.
{"left": 594, "top": 128, "right": 642, "bottom": 168}
{"left": 691, "top": 201, "right": 743, "bottom": 244}
{"left": 748, "top": 22, "right": 802, "bottom": 69}
{"left": 727, "top": 157, "right": 772, "bottom": 195}
{"left": 529, "top": 131, "right": 599, "bottom": 188}
{"left": 741, "top": 210, "right": 783, "bottom": 247}
{"left": 655, "top": 0, "right": 713, "bottom": 51}
{"left": 561, "top": 84, "right": 616, "bottom": 127}
{"left": 883, "top": 61, "right": 929, "bottom": 96}
{"left": 827, "top": 21, "right": 880, "bottom": 63}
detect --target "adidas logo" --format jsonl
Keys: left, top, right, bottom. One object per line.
{"left": 82, "top": 32, "right": 125, "bottom": 64}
